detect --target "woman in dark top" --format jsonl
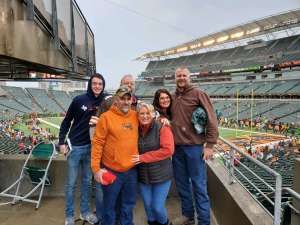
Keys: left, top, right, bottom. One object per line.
{"left": 132, "top": 102, "right": 174, "bottom": 225}
{"left": 153, "top": 89, "right": 172, "bottom": 121}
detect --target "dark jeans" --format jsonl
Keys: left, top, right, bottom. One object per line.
{"left": 172, "top": 145, "right": 210, "bottom": 225}
{"left": 102, "top": 167, "right": 138, "bottom": 225}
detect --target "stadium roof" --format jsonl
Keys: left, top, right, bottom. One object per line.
{"left": 137, "top": 9, "right": 300, "bottom": 60}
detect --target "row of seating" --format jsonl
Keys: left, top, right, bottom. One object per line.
{"left": 144, "top": 34, "right": 300, "bottom": 76}
{"left": 26, "top": 88, "right": 63, "bottom": 113}
{"left": 0, "top": 131, "right": 20, "bottom": 154}
{"left": 212, "top": 99, "right": 300, "bottom": 123}
{"left": 0, "top": 86, "right": 86, "bottom": 115}
{"left": 137, "top": 78, "right": 300, "bottom": 97}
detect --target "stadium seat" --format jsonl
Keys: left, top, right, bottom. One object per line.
{"left": 0, "top": 142, "right": 56, "bottom": 209}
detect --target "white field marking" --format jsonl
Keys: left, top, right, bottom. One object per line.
{"left": 37, "top": 118, "right": 60, "bottom": 129}
{"left": 219, "top": 127, "right": 285, "bottom": 138}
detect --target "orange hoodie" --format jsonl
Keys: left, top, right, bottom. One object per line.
{"left": 91, "top": 105, "right": 138, "bottom": 173}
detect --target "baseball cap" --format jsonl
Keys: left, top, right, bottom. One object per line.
{"left": 115, "top": 85, "right": 132, "bottom": 97}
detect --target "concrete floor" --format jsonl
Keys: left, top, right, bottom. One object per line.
{"left": 0, "top": 197, "right": 217, "bottom": 225}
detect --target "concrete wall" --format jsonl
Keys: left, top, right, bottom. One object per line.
{"left": 207, "top": 160, "right": 273, "bottom": 225}
{"left": 0, "top": 154, "right": 67, "bottom": 197}
{"left": 0, "top": 154, "right": 275, "bottom": 224}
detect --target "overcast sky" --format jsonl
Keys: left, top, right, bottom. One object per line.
{"left": 7, "top": 0, "right": 300, "bottom": 89}
{"left": 76, "top": 0, "right": 300, "bottom": 89}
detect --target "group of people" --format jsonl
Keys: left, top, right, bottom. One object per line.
{"left": 220, "top": 116, "right": 299, "bottom": 137}
{"left": 0, "top": 119, "right": 36, "bottom": 154}
{"left": 59, "top": 67, "right": 219, "bottom": 225}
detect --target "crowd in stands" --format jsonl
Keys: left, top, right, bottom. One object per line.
{"left": 0, "top": 117, "right": 56, "bottom": 154}
{"left": 219, "top": 115, "right": 299, "bottom": 136}
{"left": 242, "top": 137, "right": 300, "bottom": 163}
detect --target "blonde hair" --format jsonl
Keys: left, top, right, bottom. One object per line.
{"left": 137, "top": 102, "right": 156, "bottom": 118}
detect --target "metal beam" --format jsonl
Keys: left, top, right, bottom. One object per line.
{"left": 70, "top": 0, "right": 77, "bottom": 73}
{"left": 51, "top": 0, "right": 59, "bottom": 48}
{"left": 25, "top": 0, "right": 34, "bottom": 20}
{"left": 85, "top": 22, "right": 90, "bottom": 76}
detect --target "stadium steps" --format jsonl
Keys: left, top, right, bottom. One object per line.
{"left": 0, "top": 86, "right": 35, "bottom": 112}
{"left": 276, "top": 108, "right": 300, "bottom": 121}
{"left": 49, "top": 95, "right": 66, "bottom": 113}
{"left": 24, "top": 88, "right": 45, "bottom": 113}
{"left": 0, "top": 102, "right": 26, "bottom": 114}
{"left": 269, "top": 81, "right": 298, "bottom": 95}
{"left": 287, "top": 35, "right": 300, "bottom": 50}
{"left": 286, "top": 82, "right": 300, "bottom": 95}
{"left": 267, "top": 39, "right": 280, "bottom": 52}
{"left": 48, "top": 91, "right": 66, "bottom": 113}
{"left": 229, "top": 47, "right": 240, "bottom": 58}
{"left": 260, "top": 102, "right": 286, "bottom": 116}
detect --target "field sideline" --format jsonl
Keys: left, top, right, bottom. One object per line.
{"left": 38, "top": 117, "right": 278, "bottom": 140}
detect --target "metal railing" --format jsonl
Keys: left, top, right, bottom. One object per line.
{"left": 216, "top": 136, "right": 283, "bottom": 225}
{"left": 282, "top": 187, "right": 300, "bottom": 215}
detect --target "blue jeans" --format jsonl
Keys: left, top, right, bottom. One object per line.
{"left": 139, "top": 180, "right": 171, "bottom": 224}
{"left": 102, "top": 167, "right": 138, "bottom": 225}
{"left": 95, "top": 181, "right": 103, "bottom": 222}
{"left": 172, "top": 145, "right": 210, "bottom": 225}
{"left": 65, "top": 144, "right": 92, "bottom": 218}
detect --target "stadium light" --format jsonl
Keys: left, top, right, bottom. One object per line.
{"left": 190, "top": 43, "right": 202, "bottom": 49}
{"left": 246, "top": 27, "right": 260, "bottom": 35}
{"left": 177, "top": 46, "right": 188, "bottom": 53}
{"left": 29, "top": 72, "right": 36, "bottom": 78}
{"left": 217, "top": 35, "right": 229, "bottom": 43}
{"left": 203, "top": 39, "right": 215, "bottom": 46}
{"left": 230, "top": 31, "right": 244, "bottom": 39}
{"left": 165, "top": 49, "right": 175, "bottom": 55}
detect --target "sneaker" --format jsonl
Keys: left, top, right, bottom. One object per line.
{"left": 173, "top": 215, "right": 195, "bottom": 225}
{"left": 65, "top": 217, "right": 75, "bottom": 225}
{"left": 80, "top": 212, "right": 99, "bottom": 224}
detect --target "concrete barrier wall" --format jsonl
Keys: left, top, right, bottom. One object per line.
{"left": 0, "top": 155, "right": 67, "bottom": 197}
{"left": 207, "top": 159, "right": 273, "bottom": 225}
{"left": 1, "top": 154, "right": 274, "bottom": 224}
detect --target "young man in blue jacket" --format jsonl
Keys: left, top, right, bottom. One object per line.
{"left": 59, "top": 73, "right": 107, "bottom": 225}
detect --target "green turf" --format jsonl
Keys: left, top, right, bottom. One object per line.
{"left": 219, "top": 127, "right": 253, "bottom": 139}
{"left": 12, "top": 122, "right": 33, "bottom": 136}
{"left": 38, "top": 122, "right": 60, "bottom": 137}
{"left": 12, "top": 117, "right": 63, "bottom": 138}
{"left": 42, "top": 117, "right": 63, "bottom": 125}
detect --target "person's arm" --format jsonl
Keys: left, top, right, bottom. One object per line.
{"left": 58, "top": 100, "right": 75, "bottom": 153}
{"left": 197, "top": 91, "right": 219, "bottom": 148}
{"left": 139, "top": 126, "right": 174, "bottom": 163}
{"left": 91, "top": 115, "right": 108, "bottom": 174}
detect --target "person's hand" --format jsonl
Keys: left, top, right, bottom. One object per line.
{"left": 94, "top": 168, "right": 107, "bottom": 184}
{"left": 89, "top": 116, "right": 99, "bottom": 126}
{"left": 160, "top": 118, "right": 170, "bottom": 126}
{"left": 59, "top": 144, "right": 68, "bottom": 155}
{"left": 203, "top": 147, "right": 214, "bottom": 161}
{"left": 132, "top": 154, "right": 141, "bottom": 165}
